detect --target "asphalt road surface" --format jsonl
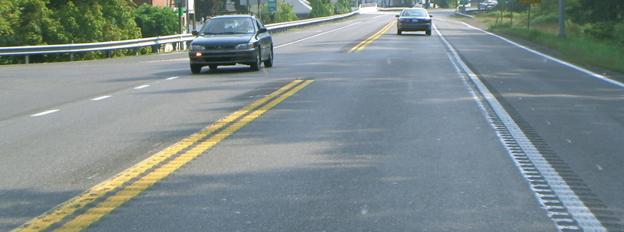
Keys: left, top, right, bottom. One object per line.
{"left": 1, "top": 10, "right": 623, "bottom": 232}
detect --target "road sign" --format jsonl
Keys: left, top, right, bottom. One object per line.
{"left": 520, "top": 0, "right": 540, "bottom": 4}
{"left": 268, "top": 0, "right": 277, "bottom": 13}
{"left": 188, "top": 0, "right": 195, "bottom": 14}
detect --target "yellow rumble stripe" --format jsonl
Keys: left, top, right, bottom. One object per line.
{"left": 13, "top": 80, "right": 307, "bottom": 232}
{"left": 55, "top": 80, "right": 314, "bottom": 232}
{"left": 349, "top": 20, "right": 395, "bottom": 53}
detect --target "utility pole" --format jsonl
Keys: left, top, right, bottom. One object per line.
{"left": 185, "top": 0, "right": 190, "bottom": 33}
{"left": 558, "top": 0, "right": 566, "bottom": 38}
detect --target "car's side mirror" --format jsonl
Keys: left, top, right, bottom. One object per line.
{"left": 430, "top": 15, "right": 433, "bottom": 17}
{"left": 395, "top": 14, "right": 400, "bottom": 18}
{"left": 192, "top": 30, "right": 199, "bottom": 36}
{"left": 258, "top": 28, "right": 268, "bottom": 33}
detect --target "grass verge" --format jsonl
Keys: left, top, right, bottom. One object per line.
{"left": 476, "top": 13, "right": 624, "bottom": 74}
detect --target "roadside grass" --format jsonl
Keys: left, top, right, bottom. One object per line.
{"left": 474, "top": 12, "right": 624, "bottom": 73}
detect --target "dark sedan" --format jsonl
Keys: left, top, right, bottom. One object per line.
{"left": 396, "top": 8, "right": 433, "bottom": 36}
{"left": 189, "top": 15, "right": 273, "bottom": 73}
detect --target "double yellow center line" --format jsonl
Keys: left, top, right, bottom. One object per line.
{"left": 14, "top": 79, "right": 314, "bottom": 232}
{"left": 349, "top": 20, "right": 396, "bottom": 53}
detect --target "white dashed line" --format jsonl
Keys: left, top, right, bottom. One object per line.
{"left": 133, "top": 85, "right": 150, "bottom": 90}
{"left": 31, "top": 109, "right": 60, "bottom": 117}
{"left": 90, "top": 95, "right": 111, "bottom": 101}
{"left": 166, "top": 76, "right": 179, "bottom": 80}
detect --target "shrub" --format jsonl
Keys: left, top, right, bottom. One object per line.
{"left": 309, "top": 0, "right": 334, "bottom": 18}
{"left": 261, "top": 0, "right": 299, "bottom": 24}
{"left": 134, "top": 4, "right": 178, "bottom": 37}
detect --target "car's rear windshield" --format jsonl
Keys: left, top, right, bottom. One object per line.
{"left": 201, "top": 18, "right": 255, "bottom": 35}
{"left": 401, "top": 9, "right": 428, "bottom": 17}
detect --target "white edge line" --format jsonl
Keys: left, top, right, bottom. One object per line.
{"left": 275, "top": 22, "right": 362, "bottom": 49}
{"left": 30, "top": 109, "right": 60, "bottom": 117}
{"left": 133, "top": 85, "right": 150, "bottom": 90}
{"left": 166, "top": 76, "right": 179, "bottom": 80}
{"left": 434, "top": 23, "right": 607, "bottom": 231}
{"left": 459, "top": 21, "right": 624, "bottom": 89}
{"left": 90, "top": 95, "right": 111, "bottom": 101}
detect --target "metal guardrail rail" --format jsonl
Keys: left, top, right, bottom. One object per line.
{"left": 0, "top": 11, "right": 359, "bottom": 64}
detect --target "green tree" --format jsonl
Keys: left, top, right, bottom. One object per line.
{"left": 334, "top": 0, "right": 352, "bottom": 14}
{"left": 196, "top": 0, "right": 225, "bottom": 18}
{"left": 13, "top": 0, "right": 63, "bottom": 45}
{"left": 309, "top": 0, "right": 334, "bottom": 17}
{"left": 261, "top": 1, "right": 299, "bottom": 24}
{"left": 0, "top": 1, "right": 20, "bottom": 46}
{"left": 134, "top": 4, "right": 178, "bottom": 37}
{"left": 47, "top": 0, "right": 141, "bottom": 43}
{"left": 100, "top": 0, "right": 142, "bottom": 41}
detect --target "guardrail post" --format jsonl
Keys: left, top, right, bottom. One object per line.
{"left": 25, "top": 55, "right": 29, "bottom": 64}
{"left": 69, "top": 53, "right": 74, "bottom": 61}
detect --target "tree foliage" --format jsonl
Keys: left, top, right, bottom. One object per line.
{"left": 195, "top": 0, "right": 225, "bottom": 18}
{"left": 334, "top": 0, "right": 352, "bottom": 14}
{"left": 309, "top": 0, "right": 335, "bottom": 17}
{"left": 494, "top": 0, "right": 624, "bottom": 43}
{"left": 260, "top": 1, "right": 299, "bottom": 24}
{"left": 0, "top": 0, "right": 143, "bottom": 47}
{"left": 134, "top": 4, "right": 178, "bottom": 37}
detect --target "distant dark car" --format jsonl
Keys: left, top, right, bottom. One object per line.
{"left": 189, "top": 15, "right": 273, "bottom": 74}
{"left": 396, "top": 8, "right": 433, "bottom": 36}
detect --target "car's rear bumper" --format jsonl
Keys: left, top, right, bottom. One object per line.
{"left": 398, "top": 23, "right": 431, "bottom": 31}
{"left": 189, "top": 49, "right": 257, "bottom": 65}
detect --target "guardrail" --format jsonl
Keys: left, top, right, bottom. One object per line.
{"left": 0, "top": 11, "right": 359, "bottom": 64}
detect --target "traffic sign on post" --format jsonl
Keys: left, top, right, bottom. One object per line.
{"left": 188, "top": 0, "right": 195, "bottom": 14}
{"left": 268, "top": 0, "right": 277, "bottom": 14}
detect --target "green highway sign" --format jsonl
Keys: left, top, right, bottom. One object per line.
{"left": 268, "top": 0, "right": 277, "bottom": 13}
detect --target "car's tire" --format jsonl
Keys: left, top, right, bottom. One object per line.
{"left": 250, "top": 49, "right": 261, "bottom": 71}
{"left": 209, "top": 65, "right": 218, "bottom": 71}
{"left": 426, "top": 29, "right": 432, "bottom": 36}
{"left": 264, "top": 48, "right": 273, "bottom": 68}
{"left": 190, "top": 64, "right": 202, "bottom": 74}
{"left": 397, "top": 29, "right": 402, "bottom": 35}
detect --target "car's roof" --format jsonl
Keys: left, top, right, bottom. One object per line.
{"left": 403, "top": 7, "right": 426, "bottom": 11}
{"left": 212, "top": 15, "right": 255, "bottom": 19}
